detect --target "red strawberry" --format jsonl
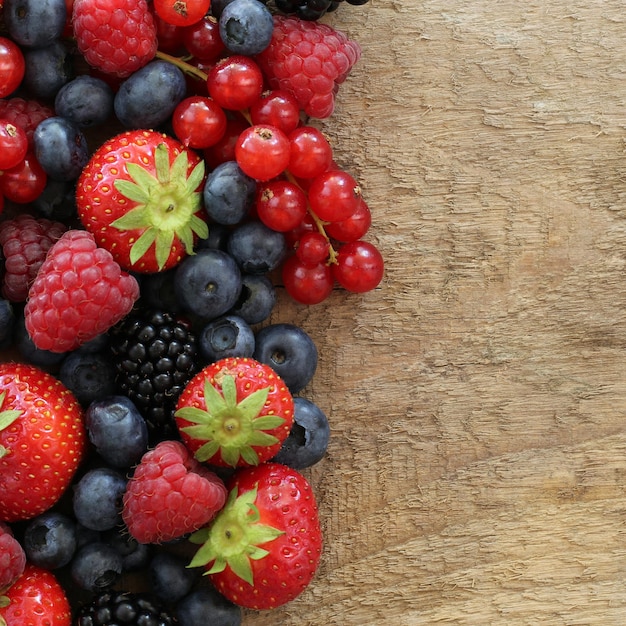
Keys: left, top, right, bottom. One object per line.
{"left": 175, "top": 357, "right": 294, "bottom": 468}
{"left": 23, "top": 229, "right": 140, "bottom": 353}
{"left": 0, "top": 564, "right": 71, "bottom": 626}
{"left": 76, "top": 129, "right": 208, "bottom": 273}
{"left": 189, "top": 462, "right": 323, "bottom": 610}
{"left": 0, "top": 523, "right": 26, "bottom": 592}
{"left": 72, "top": 0, "right": 158, "bottom": 78}
{"left": 255, "top": 15, "right": 362, "bottom": 119}
{"left": 122, "top": 440, "right": 227, "bottom": 544}
{"left": 0, "top": 363, "right": 86, "bottom": 523}
{"left": 0, "top": 214, "right": 66, "bottom": 302}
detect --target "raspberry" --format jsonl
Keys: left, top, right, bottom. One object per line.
{"left": 0, "top": 214, "right": 67, "bottom": 303}
{"left": 255, "top": 15, "right": 361, "bottom": 118}
{"left": 72, "top": 0, "right": 158, "bottom": 78}
{"left": 24, "top": 229, "right": 140, "bottom": 353}
{"left": 0, "top": 97, "right": 54, "bottom": 145}
{"left": 0, "top": 522, "right": 27, "bottom": 591}
{"left": 122, "top": 440, "right": 227, "bottom": 544}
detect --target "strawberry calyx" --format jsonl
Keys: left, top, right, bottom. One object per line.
{"left": 111, "top": 142, "right": 208, "bottom": 271}
{"left": 0, "top": 391, "right": 21, "bottom": 460}
{"left": 188, "top": 484, "right": 284, "bottom": 585}
{"left": 175, "top": 373, "right": 285, "bottom": 467}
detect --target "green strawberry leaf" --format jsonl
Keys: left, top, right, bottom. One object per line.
{"left": 0, "top": 391, "right": 22, "bottom": 459}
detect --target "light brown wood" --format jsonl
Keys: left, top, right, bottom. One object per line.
{"left": 243, "top": 1, "right": 626, "bottom": 624}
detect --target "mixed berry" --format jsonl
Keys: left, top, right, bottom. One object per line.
{"left": 0, "top": 0, "right": 380, "bottom": 624}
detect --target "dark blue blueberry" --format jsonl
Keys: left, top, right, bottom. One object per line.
{"left": 227, "top": 220, "right": 287, "bottom": 275}
{"left": 174, "top": 248, "right": 242, "bottom": 321}
{"left": 228, "top": 273, "right": 276, "bottom": 325}
{"left": 175, "top": 585, "right": 242, "bottom": 626}
{"left": 33, "top": 116, "right": 89, "bottom": 182}
{"left": 4, "top": 0, "right": 67, "bottom": 48}
{"left": 114, "top": 60, "right": 187, "bottom": 129}
{"left": 23, "top": 511, "right": 77, "bottom": 569}
{"left": 253, "top": 323, "right": 318, "bottom": 392}
{"left": 219, "top": 0, "right": 274, "bottom": 55}
{"left": 103, "top": 528, "right": 152, "bottom": 572}
{"left": 54, "top": 75, "right": 114, "bottom": 128}
{"left": 72, "top": 467, "right": 127, "bottom": 532}
{"left": 199, "top": 315, "right": 255, "bottom": 362}
{"left": 84, "top": 395, "right": 149, "bottom": 469}
{"left": 149, "top": 552, "right": 200, "bottom": 605}
{"left": 16, "top": 316, "right": 67, "bottom": 368}
{"left": 0, "top": 299, "right": 15, "bottom": 350}
{"left": 203, "top": 161, "right": 256, "bottom": 225}
{"left": 75, "top": 524, "right": 102, "bottom": 549}
{"left": 70, "top": 542, "right": 123, "bottom": 592}
{"left": 22, "top": 40, "right": 73, "bottom": 101}
{"left": 58, "top": 349, "right": 117, "bottom": 406}
{"left": 196, "top": 223, "right": 231, "bottom": 252}
{"left": 32, "top": 178, "right": 77, "bottom": 222}
{"left": 272, "top": 396, "right": 330, "bottom": 468}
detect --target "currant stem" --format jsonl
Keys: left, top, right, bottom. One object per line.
{"left": 155, "top": 50, "right": 209, "bottom": 82}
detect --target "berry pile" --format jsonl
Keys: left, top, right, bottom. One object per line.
{"left": 0, "top": 0, "right": 380, "bottom": 624}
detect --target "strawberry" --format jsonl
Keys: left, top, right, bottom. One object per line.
{"left": 122, "top": 440, "right": 228, "bottom": 544}
{"left": 189, "top": 462, "right": 323, "bottom": 610}
{"left": 0, "top": 523, "right": 26, "bottom": 592}
{"left": 24, "top": 229, "right": 140, "bottom": 353}
{"left": 0, "top": 363, "right": 86, "bottom": 522}
{"left": 72, "top": 0, "right": 158, "bottom": 78}
{"left": 76, "top": 129, "right": 208, "bottom": 273}
{"left": 175, "top": 357, "right": 295, "bottom": 468}
{"left": 0, "top": 564, "right": 71, "bottom": 626}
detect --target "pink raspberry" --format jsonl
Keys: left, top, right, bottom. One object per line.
{"left": 24, "top": 229, "right": 140, "bottom": 353}
{"left": 0, "top": 214, "right": 67, "bottom": 302}
{"left": 0, "top": 522, "right": 26, "bottom": 592}
{"left": 255, "top": 15, "right": 361, "bottom": 119}
{"left": 122, "top": 440, "right": 227, "bottom": 544}
{"left": 72, "top": 0, "right": 158, "bottom": 78}
{"left": 0, "top": 98, "right": 54, "bottom": 146}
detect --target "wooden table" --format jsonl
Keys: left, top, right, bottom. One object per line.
{"left": 246, "top": 2, "right": 626, "bottom": 624}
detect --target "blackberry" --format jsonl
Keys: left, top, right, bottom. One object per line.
{"left": 75, "top": 590, "right": 175, "bottom": 626}
{"left": 109, "top": 309, "right": 200, "bottom": 441}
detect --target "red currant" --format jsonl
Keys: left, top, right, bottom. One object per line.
{"left": 0, "top": 151, "right": 47, "bottom": 204}
{"left": 295, "top": 231, "right": 331, "bottom": 267}
{"left": 172, "top": 96, "right": 227, "bottom": 149}
{"left": 207, "top": 55, "right": 264, "bottom": 111}
{"left": 182, "top": 15, "right": 225, "bottom": 61}
{"left": 256, "top": 180, "right": 308, "bottom": 232}
{"left": 250, "top": 90, "right": 301, "bottom": 135}
{"left": 308, "top": 169, "right": 362, "bottom": 223}
{"left": 0, "top": 120, "right": 28, "bottom": 170}
{"left": 332, "top": 240, "right": 384, "bottom": 293}
{"left": 288, "top": 126, "right": 333, "bottom": 179}
{"left": 0, "top": 37, "right": 25, "bottom": 99}
{"left": 152, "top": 11, "right": 186, "bottom": 54}
{"left": 324, "top": 198, "right": 372, "bottom": 243}
{"left": 153, "top": 0, "right": 211, "bottom": 27}
{"left": 235, "top": 125, "right": 291, "bottom": 182}
{"left": 283, "top": 255, "right": 334, "bottom": 305}
{"left": 285, "top": 212, "right": 317, "bottom": 250}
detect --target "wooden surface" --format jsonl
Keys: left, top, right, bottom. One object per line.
{"left": 246, "top": 1, "right": 626, "bottom": 624}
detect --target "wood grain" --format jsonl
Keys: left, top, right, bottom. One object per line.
{"left": 243, "top": 1, "right": 626, "bottom": 624}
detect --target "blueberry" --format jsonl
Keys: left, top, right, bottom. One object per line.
{"left": 22, "top": 40, "right": 73, "bottom": 101}
{"left": 23, "top": 511, "right": 77, "bottom": 569}
{"left": 175, "top": 585, "right": 242, "bottom": 626}
{"left": 54, "top": 75, "right": 114, "bottom": 128}
{"left": 84, "top": 395, "right": 149, "bottom": 468}
{"left": 253, "top": 323, "right": 318, "bottom": 392}
{"left": 58, "top": 349, "right": 117, "bottom": 406}
{"left": 203, "top": 161, "right": 256, "bottom": 225}
{"left": 114, "top": 60, "right": 187, "bottom": 129}
{"left": 4, "top": 0, "right": 67, "bottom": 48}
{"left": 149, "top": 552, "right": 200, "bottom": 605}
{"left": 199, "top": 315, "right": 255, "bottom": 362}
{"left": 70, "top": 542, "right": 123, "bottom": 592}
{"left": 0, "top": 299, "right": 15, "bottom": 349}
{"left": 227, "top": 220, "right": 287, "bottom": 275}
{"left": 174, "top": 248, "right": 242, "bottom": 321}
{"left": 72, "top": 467, "right": 128, "bottom": 532}
{"left": 103, "top": 528, "right": 152, "bottom": 571}
{"left": 219, "top": 0, "right": 274, "bottom": 55}
{"left": 272, "top": 397, "right": 330, "bottom": 468}
{"left": 196, "top": 223, "right": 231, "bottom": 252}
{"left": 32, "top": 179, "right": 77, "bottom": 222}
{"left": 228, "top": 274, "right": 276, "bottom": 325}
